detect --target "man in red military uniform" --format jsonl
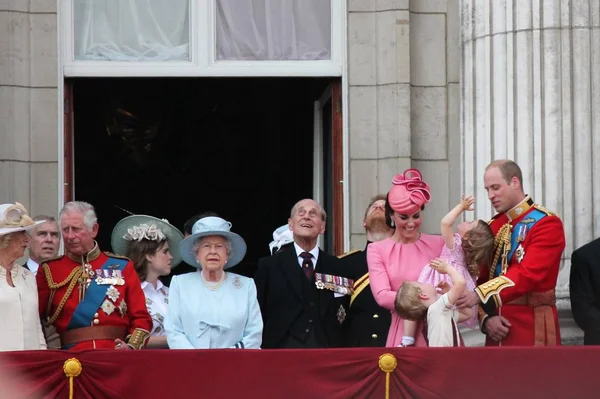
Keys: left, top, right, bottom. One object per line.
{"left": 37, "top": 201, "right": 152, "bottom": 350}
{"left": 457, "top": 160, "right": 565, "bottom": 346}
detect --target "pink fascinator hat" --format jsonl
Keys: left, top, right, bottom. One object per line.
{"left": 388, "top": 169, "right": 431, "bottom": 214}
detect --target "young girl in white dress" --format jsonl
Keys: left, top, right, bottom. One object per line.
{"left": 111, "top": 215, "right": 184, "bottom": 349}
{"left": 400, "top": 195, "right": 495, "bottom": 346}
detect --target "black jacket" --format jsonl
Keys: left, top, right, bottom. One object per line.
{"left": 570, "top": 237, "right": 600, "bottom": 345}
{"left": 254, "top": 246, "right": 346, "bottom": 349}
{"left": 338, "top": 246, "right": 391, "bottom": 347}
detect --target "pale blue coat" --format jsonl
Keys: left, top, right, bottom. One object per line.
{"left": 165, "top": 272, "right": 263, "bottom": 349}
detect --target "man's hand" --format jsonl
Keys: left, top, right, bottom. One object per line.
{"left": 484, "top": 316, "right": 512, "bottom": 342}
{"left": 114, "top": 338, "right": 132, "bottom": 350}
{"left": 455, "top": 290, "right": 480, "bottom": 308}
{"left": 429, "top": 258, "right": 450, "bottom": 274}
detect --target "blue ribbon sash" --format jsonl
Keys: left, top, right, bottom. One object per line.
{"left": 67, "top": 257, "right": 128, "bottom": 330}
{"left": 493, "top": 209, "right": 546, "bottom": 277}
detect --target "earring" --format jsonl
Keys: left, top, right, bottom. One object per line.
{"left": 391, "top": 220, "right": 395, "bottom": 228}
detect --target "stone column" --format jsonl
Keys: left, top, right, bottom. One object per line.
{"left": 460, "top": 0, "right": 600, "bottom": 344}
{"left": 347, "top": 0, "right": 461, "bottom": 248}
{"left": 0, "top": 1, "right": 59, "bottom": 216}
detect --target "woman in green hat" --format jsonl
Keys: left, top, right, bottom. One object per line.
{"left": 112, "top": 215, "right": 184, "bottom": 348}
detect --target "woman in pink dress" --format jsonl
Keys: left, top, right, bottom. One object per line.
{"left": 367, "top": 169, "right": 445, "bottom": 347}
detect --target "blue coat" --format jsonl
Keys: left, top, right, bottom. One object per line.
{"left": 165, "top": 271, "right": 263, "bottom": 349}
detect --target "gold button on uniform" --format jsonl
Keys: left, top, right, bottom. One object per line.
{"left": 93, "top": 319, "right": 99, "bottom": 325}
{"left": 371, "top": 334, "right": 378, "bottom": 339}
{"left": 94, "top": 313, "right": 99, "bottom": 318}
{"left": 373, "top": 314, "right": 379, "bottom": 318}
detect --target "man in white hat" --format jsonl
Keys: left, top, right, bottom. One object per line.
{"left": 36, "top": 201, "right": 152, "bottom": 350}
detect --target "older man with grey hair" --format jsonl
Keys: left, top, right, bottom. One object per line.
{"left": 24, "top": 215, "right": 60, "bottom": 276}
{"left": 36, "top": 201, "right": 152, "bottom": 350}
{"left": 255, "top": 198, "right": 351, "bottom": 349}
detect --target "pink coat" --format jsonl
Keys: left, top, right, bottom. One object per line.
{"left": 367, "top": 234, "right": 445, "bottom": 347}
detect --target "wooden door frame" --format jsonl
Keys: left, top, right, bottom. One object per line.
{"left": 331, "top": 80, "right": 344, "bottom": 256}
{"left": 64, "top": 79, "right": 74, "bottom": 202}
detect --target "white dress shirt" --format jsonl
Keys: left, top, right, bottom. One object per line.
{"left": 141, "top": 280, "right": 169, "bottom": 336}
{"left": 293, "top": 243, "right": 320, "bottom": 269}
{"left": 26, "top": 258, "right": 39, "bottom": 276}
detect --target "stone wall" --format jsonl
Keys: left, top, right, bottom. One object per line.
{"left": 348, "top": 0, "right": 461, "bottom": 248}
{"left": 0, "top": 0, "right": 59, "bottom": 217}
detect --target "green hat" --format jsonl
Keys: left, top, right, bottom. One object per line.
{"left": 111, "top": 215, "right": 184, "bottom": 267}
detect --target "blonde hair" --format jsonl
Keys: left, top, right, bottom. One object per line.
{"left": 462, "top": 220, "right": 495, "bottom": 277}
{"left": 395, "top": 282, "right": 428, "bottom": 321}
{"left": 0, "top": 233, "right": 14, "bottom": 250}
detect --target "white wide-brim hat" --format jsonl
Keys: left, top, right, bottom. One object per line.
{"left": 111, "top": 215, "right": 185, "bottom": 267}
{"left": 269, "top": 224, "right": 294, "bottom": 254}
{"left": 0, "top": 203, "right": 45, "bottom": 237}
{"left": 179, "top": 216, "right": 247, "bottom": 269}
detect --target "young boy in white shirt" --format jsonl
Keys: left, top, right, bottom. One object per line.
{"left": 395, "top": 258, "right": 472, "bottom": 346}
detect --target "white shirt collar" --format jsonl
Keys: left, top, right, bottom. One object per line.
{"left": 141, "top": 280, "right": 165, "bottom": 292}
{"left": 26, "top": 258, "right": 39, "bottom": 274}
{"left": 293, "top": 242, "right": 320, "bottom": 263}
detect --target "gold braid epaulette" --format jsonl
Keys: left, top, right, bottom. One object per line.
{"left": 489, "top": 223, "right": 512, "bottom": 280}
{"left": 533, "top": 203, "right": 557, "bottom": 216}
{"left": 42, "top": 263, "right": 84, "bottom": 324}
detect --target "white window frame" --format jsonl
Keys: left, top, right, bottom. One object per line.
{"left": 61, "top": 0, "right": 344, "bottom": 77}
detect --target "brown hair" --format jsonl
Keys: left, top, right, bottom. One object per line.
{"left": 125, "top": 239, "right": 167, "bottom": 282}
{"left": 461, "top": 220, "right": 495, "bottom": 277}
{"left": 487, "top": 160, "right": 524, "bottom": 188}
{"left": 394, "top": 282, "right": 428, "bottom": 321}
{"left": 363, "top": 194, "right": 387, "bottom": 221}
{"left": 384, "top": 193, "right": 425, "bottom": 229}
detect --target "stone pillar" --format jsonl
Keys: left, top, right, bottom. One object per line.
{"left": 460, "top": 0, "right": 600, "bottom": 344}
{"left": 347, "top": 0, "right": 461, "bottom": 247}
{"left": 0, "top": 1, "right": 59, "bottom": 216}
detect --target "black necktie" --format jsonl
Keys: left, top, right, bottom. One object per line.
{"left": 299, "top": 252, "right": 314, "bottom": 281}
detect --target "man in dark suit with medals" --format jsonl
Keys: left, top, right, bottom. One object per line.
{"left": 255, "top": 199, "right": 350, "bottom": 349}
{"left": 338, "top": 195, "right": 393, "bottom": 347}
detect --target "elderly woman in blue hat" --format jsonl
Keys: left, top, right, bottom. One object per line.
{"left": 165, "top": 216, "right": 263, "bottom": 349}
{"left": 112, "top": 215, "right": 184, "bottom": 348}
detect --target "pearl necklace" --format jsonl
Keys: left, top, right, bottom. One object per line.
{"left": 201, "top": 272, "right": 226, "bottom": 291}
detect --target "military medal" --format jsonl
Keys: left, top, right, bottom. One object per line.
{"left": 337, "top": 305, "right": 346, "bottom": 324}
{"left": 118, "top": 300, "right": 128, "bottom": 317}
{"left": 101, "top": 299, "right": 116, "bottom": 316}
{"left": 106, "top": 285, "right": 120, "bottom": 302}
{"left": 515, "top": 244, "right": 525, "bottom": 263}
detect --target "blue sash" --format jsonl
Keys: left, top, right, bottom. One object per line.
{"left": 67, "top": 257, "right": 128, "bottom": 330}
{"left": 493, "top": 209, "right": 546, "bottom": 277}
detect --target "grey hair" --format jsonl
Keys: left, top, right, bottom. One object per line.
{"left": 28, "top": 215, "right": 57, "bottom": 237}
{"left": 192, "top": 236, "right": 233, "bottom": 258}
{"left": 290, "top": 199, "right": 327, "bottom": 222}
{"left": 59, "top": 201, "right": 97, "bottom": 231}
{"left": 0, "top": 233, "right": 14, "bottom": 250}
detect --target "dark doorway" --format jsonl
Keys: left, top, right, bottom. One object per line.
{"left": 71, "top": 77, "right": 335, "bottom": 279}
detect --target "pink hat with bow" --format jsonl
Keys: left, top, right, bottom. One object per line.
{"left": 388, "top": 169, "right": 431, "bottom": 214}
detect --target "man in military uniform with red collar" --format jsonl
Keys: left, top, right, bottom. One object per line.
{"left": 338, "top": 195, "right": 392, "bottom": 347}
{"left": 457, "top": 160, "right": 565, "bottom": 346}
{"left": 36, "top": 201, "right": 151, "bottom": 350}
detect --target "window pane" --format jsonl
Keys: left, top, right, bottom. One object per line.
{"left": 216, "top": 0, "right": 331, "bottom": 61}
{"left": 74, "top": 0, "right": 190, "bottom": 61}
